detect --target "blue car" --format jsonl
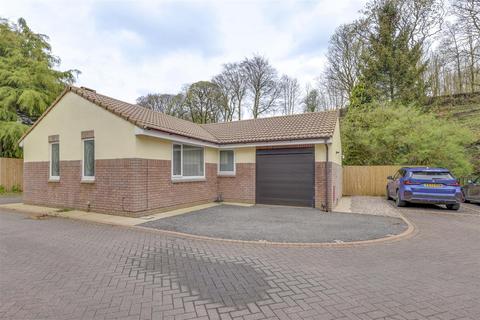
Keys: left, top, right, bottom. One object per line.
{"left": 386, "top": 167, "right": 462, "bottom": 210}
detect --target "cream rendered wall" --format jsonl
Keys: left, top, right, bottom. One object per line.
{"left": 314, "top": 118, "right": 342, "bottom": 165}
{"left": 233, "top": 147, "right": 256, "bottom": 163}
{"left": 206, "top": 148, "right": 256, "bottom": 164}
{"left": 135, "top": 136, "right": 171, "bottom": 160}
{"left": 23, "top": 92, "right": 137, "bottom": 162}
{"left": 205, "top": 147, "right": 218, "bottom": 164}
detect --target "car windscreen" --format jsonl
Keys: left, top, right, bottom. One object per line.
{"left": 410, "top": 171, "right": 454, "bottom": 180}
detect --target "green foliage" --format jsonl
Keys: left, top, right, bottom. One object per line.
{"left": 10, "top": 184, "right": 22, "bottom": 193}
{"left": 0, "top": 17, "right": 79, "bottom": 158}
{"left": 0, "top": 121, "right": 28, "bottom": 157}
{"left": 303, "top": 89, "right": 321, "bottom": 112}
{"left": 359, "top": 1, "right": 427, "bottom": 105}
{"left": 0, "top": 185, "right": 5, "bottom": 193}
{"left": 349, "top": 81, "right": 373, "bottom": 108}
{"left": 341, "top": 102, "right": 475, "bottom": 177}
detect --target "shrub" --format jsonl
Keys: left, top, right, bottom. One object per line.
{"left": 0, "top": 185, "right": 5, "bottom": 194}
{"left": 10, "top": 184, "right": 22, "bottom": 193}
{"left": 341, "top": 102, "right": 476, "bottom": 177}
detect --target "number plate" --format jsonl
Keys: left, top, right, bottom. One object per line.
{"left": 424, "top": 183, "right": 442, "bottom": 188}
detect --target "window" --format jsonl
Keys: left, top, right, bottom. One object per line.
{"left": 50, "top": 142, "right": 60, "bottom": 180}
{"left": 83, "top": 139, "right": 95, "bottom": 180}
{"left": 172, "top": 144, "right": 204, "bottom": 179}
{"left": 410, "top": 171, "right": 454, "bottom": 180}
{"left": 219, "top": 150, "right": 235, "bottom": 175}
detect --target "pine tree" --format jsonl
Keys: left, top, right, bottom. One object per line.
{"left": 360, "top": 0, "right": 427, "bottom": 104}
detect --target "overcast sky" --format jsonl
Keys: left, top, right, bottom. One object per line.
{"left": 4, "top": 0, "right": 366, "bottom": 103}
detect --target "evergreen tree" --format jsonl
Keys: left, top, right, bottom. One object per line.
{"left": 0, "top": 18, "right": 79, "bottom": 157}
{"left": 360, "top": 0, "right": 428, "bottom": 104}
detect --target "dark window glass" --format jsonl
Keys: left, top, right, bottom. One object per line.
{"left": 51, "top": 143, "right": 59, "bottom": 177}
{"left": 83, "top": 140, "right": 95, "bottom": 177}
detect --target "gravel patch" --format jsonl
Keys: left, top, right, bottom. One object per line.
{"left": 141, "top": 204, "right": 407, "bottom": 243}
{"left": 350, "top": 196, "right": 401, "bottom": 217}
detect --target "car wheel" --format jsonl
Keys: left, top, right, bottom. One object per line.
{"left": 395, "top": 190, "right": 407, "bottom": 207}
{"left": 386, "top": 187, "right": 392, "bottom": 200}
{"left": 446, "top": 203, "right": 460, "bottom": 210}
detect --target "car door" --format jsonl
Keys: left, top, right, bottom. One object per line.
{"left": 467, "top": 177, "right": 480, "bottom": 201}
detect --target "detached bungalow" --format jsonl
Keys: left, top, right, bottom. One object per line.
{"left": 19, "top": 86, "right": 342, "bottom": 216}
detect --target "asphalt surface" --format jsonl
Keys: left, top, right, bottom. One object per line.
{"left": 0, "top": 194, "right": 22, "bottom": 205}
{"left": 140, "top": 205, "right": 408, "bottom": 243}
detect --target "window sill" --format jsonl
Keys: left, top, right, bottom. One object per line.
{"left": 218, "top": 172, "right": 236, "bottom": 177}
{"left": 81, "top": 178, "right": 95, "bottom": 184}
{"left": 48, "top": 178, "right": 60, "bottom": 183}
{"left": 172, "top": 177, "right": 206, "bottom": 183}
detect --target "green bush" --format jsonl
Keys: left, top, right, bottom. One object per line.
{"left": 0, "top": 185, "right": 5, "bottom": 194}
{"left": 341, "top": 102, "right": 476, "bottom": 177}
{"left": 10, "top": 184, "right": 22, "bottom": 193}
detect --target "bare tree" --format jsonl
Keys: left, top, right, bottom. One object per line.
{"left": 241, "top": 55, "right": 280, "bottom": 118}
{"left": 324, "top": 22, "right": 364, "bottom": 104}
{"left": 136, "top": 93, "right": 187, "bottom": 118}
{"left": 183, "top": 81, "right": 224, "bottom": 124}
{"left": 279, "top": 75, "right": 300, "bottom": 115}
{"left": 439, "top": 22, "right": 465, "bottom": 93}
{"left": 453, "top": 0, "right": 480, "bottom": 35}
{"left": 212, "top": 62, "right": 247, "bottom": 121}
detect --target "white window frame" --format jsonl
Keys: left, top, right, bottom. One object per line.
{"left": 218, "top": 149, "right": 236, "bottom": 176}
{"left": 49, "top": 142, "right": 60, "bottom": 181}
{"left": 82, "top": 138, "right": 95, "bottom": 182}
{"left": 171, "top": 143, "right": 205, "bottom": 181}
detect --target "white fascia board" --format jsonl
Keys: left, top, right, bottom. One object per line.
{"left": 134, "top": 127, "right": 219, "bottom": 148}
{"left": 135, "top": 127, "right": 331, "bottom": 148}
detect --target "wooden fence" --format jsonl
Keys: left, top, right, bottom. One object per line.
{"left": 0, "top": 158, "right": 23, "bottom": 191}
{"left": 343, "top": 165, "right": 403, "bottom": 196}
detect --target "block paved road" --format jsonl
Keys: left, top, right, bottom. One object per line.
{"left": 1, "top": 204, "right": 480, "bottom": 320}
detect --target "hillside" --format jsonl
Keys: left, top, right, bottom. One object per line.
{"left": 426, "top": 92, "right": 480, "bottom": 174}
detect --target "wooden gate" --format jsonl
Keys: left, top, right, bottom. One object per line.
{"left": 343, "top": 165, "right": 404, "bottom": 196}
{"left": 0, "top": 158, "right": 23, "bottom": 191}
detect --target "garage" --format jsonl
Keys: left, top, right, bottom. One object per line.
{"left": 256, "top": 147, "right": 315, "bottom": 207}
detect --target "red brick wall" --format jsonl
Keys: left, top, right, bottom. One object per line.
{"left": 141, "top": 160, "right": 218, "bottom": 211}
{"left": 23, "top": 159, "right": 220, "bottom": 216}
{"left": 24, "top": 154, "right": 338, "bottom": 215}
{"left": 217, "top": 163, "right": 255, "bottom": 203}
{"left": 314, "top": 161, "right": 342, "bottom": 211}
{"left": 23, "top": 159, "right": 145, "bottom": 214}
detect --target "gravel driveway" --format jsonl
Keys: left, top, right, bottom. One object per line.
{"left": 141, "top": 204, "right": 407, "bottom": 243}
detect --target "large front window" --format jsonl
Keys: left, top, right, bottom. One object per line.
{"left": 172, "top": 144, "right": 204, "bottom": 179}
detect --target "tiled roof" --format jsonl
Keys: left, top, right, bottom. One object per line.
{"left": 69, "top": 86, "right": 218, "bottom": 142}
{"left": 200, "top": 111, "right": 337, "bottom": 143}
{"left": 20, "top": 86, "right": 338, "bottom": 145}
